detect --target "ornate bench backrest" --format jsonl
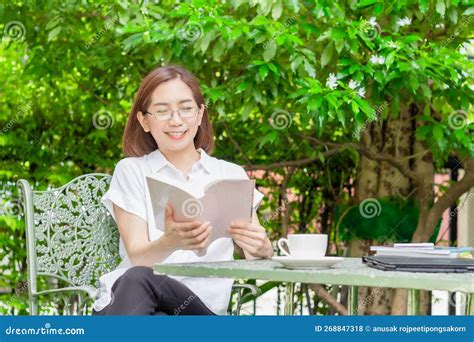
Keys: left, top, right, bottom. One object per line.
{"left": 18, "top": 173, "right": 120, "bottom": 289}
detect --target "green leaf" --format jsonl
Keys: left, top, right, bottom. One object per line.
{"left": 351, "top": 100, "right": 360, "bottom": 115}
{"left": 408, "top": 75, "right": 420, "bottom": 92}
{"left": 47, "top": 26, "right": 61, "bottom": 42}
{"left": 46, "top": 17, "right": 61, "bottom": 30}
{"left": 336, "top": 109, "right": 346, "bottom": 126}
{"left": 307, "top": 95, "right": 323, "bottom": 112}
{"left": 404, "top": 34, "right": 421, "bottom": 43}
{"left": 263, "top": 41, "right": 277, "bottom": 62}
{"left": 271, "top": 2, "right": 283, "bottom": 20}
{"left": 259, "top": 64, "right": 269, "bottom": 80}
{"left": 268, "top": 130, "right": 278, "bottom": 142}
{"left": 433, "top": 125, "right": 443, "bottom": 141}
{"left": 241, "top": 103, "right": 253, "bottom": 121}
{"left": 391, "top": 94, "right": 400, "bottom": 119}
{"left": 267, "top": 63, "right": 278, "bottom": 74}
{"left": 419, "top": 0, "right": 430, "bottom": 13}
{"left": 420, "top": 84, "right": 431, "bottom": 98}
{"left": 463, "top": 7, "right": 474, "bottom": 16}
{"left": 357, "top": 0, "right": 380, "bottom": 8}
{"left": 423, "top": 105, "right": 430, "bottom": 117}
{"left": 355, "top": 98, "right": 375, "bottom": 119}
{"left": 317, "top": 151, "right": 326, "bottom": 163}
{"left": 250, "top": 60, "right": 266, "bottom": 66}
{"left": 374, "top": 71, "right": 385, "bottom": 84}
{"left": 252, "top": 16, "right": 268, "bottom": 26}
{"left": 122, "top": 33, "right": 143, "bottom": 50}
{"left": 236, "top": 81, "right": 248, "bottom": 93}
{"left": 308, "top": 80, "right": 322, "bottom": 93}
{"left": 290, "top": 55, "right": 302, "bottom": 73}
{"left": 372, "top": 3, "right": 383, "bottom": 14}
{"left": 258, "top": 131, "right": 278, "bottom": 148}
{"left": 436, "top": 0, "right": 446, "bottom": 15}
{"left": 122, "top": 32, "right": 143, "bottom": 51}
{"left": 199, "top": 32, "right": 214, "bottom": 54}
{"left": 415, "top": 125, "right": 431, "bottom": 140}
{"left": 330, "top": 28, "right": 346, "bottom": 41}
{"left": 290, "top": 0, "right": 300, "bottom": 12}
{"left": 454, "top": 129, "right": 466, "bottom": 140}
{"left": 448, "top": 8, "right": 458, "bottom": 24}
{"left": 321, "top": 43, "right": 334, "bottom": 68}
{"left": 326, "top": 93, "right": 339, "bottom": 110}
{"left": 398, "top": 62, "right": 412, "bottom": 72}
{"left": 212, "top": 38, "right": 226, "bottom": 62}
{"left": 304, "top": 60, "right": 316, "bottom": 78}
{"left": 335, "top": 39, "right": 345, "bottom": 54}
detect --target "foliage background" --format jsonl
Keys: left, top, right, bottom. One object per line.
{"left": 0, "top": 0, "right": 473, "bottom": 315}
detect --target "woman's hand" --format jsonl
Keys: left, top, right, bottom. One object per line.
{"left": 228, "top": 221, "right": 273, "bottom": 259}
{"left": 163, "top": 204, "right": 212, "bottom": 251}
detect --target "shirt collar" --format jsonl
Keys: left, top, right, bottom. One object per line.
{"left": 147, "top": 147, "right": 214, "bottom": 174}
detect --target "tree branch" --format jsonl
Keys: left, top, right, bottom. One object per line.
{"left": 243, "top": 157, "right": 317, "bottom": 171}
{"left": 307, "top": 284, "right": 348, "bottom": 315}
{"left": 242, "top": 147, "right": 342, "bottom": 171}
{"left": 75, "top": 80, "right": 110, "bottom": 106}
{"left": 242, "top": 134, "right": 421, "bottom": 183}
{"left": 418, "top": 157, "right": 474, "bottom": 241}
{"left": 303, "top": 135, "right": 419, "bottom": 181}
{"left": 221, "top": 120, "right": 253, "bottom": 166}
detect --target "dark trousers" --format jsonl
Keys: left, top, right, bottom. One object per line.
{"left": 92, "top": 266, "right": 217, "bottom": 315}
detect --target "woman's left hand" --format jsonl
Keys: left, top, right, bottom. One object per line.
{"left": 228, "top": 221, "right": 273, "bottom": 259}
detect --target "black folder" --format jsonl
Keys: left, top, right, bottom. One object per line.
{"left": 362, "top": 255, "right": 474, "bottom": 273}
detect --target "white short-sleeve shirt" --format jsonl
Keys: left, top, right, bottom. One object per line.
{"left": 92, "top": 147, "right": 264, "bottom": 315}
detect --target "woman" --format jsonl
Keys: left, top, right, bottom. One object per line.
{"left": 92, "top": 65, "right": 273, "bottom": 316}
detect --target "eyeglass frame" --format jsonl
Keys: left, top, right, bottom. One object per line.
{"left": 143, "top": 106, "right": 200, "bottom": 121}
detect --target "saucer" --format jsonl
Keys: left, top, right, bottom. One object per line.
{"left": 272, "top": 256, "right": 344, "bottom": 269}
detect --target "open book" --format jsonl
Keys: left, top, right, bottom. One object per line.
{"left": 146, "top": 175, "right": 255, "bottom": 257}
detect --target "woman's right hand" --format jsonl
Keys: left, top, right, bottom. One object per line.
{"left": 163, "top": 204, "right": 212, "bottom": 251}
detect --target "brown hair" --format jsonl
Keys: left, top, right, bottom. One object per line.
{"left": 122, "top": 64, "right": 214, "bottom": 157}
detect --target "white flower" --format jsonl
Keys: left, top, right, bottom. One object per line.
{"left": 347, "top": 79, "right": 366, "bottom": 98}
{"left": 370, "top": 55, "right": 385, "bottom": 65}
{"left": 386, "top": 40, "right": 399, "bottom": 49}
{"left": 348, "top": 79, "right": 360, "bottom": 89}
{"left": 397, "top": 17, "right": 412, "bottom": 27}
{"left": 368, "top": 17, "right": 377, "bottom": 27}
{"left": 326, "top": 73, "right": 338, "bottom": 90}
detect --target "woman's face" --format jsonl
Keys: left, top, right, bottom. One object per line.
{"left": 138, "top": 77, "right": 204, "bottom": 154}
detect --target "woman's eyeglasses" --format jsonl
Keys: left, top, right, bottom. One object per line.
{"left": 144, "top": 107, "right": 198, "bottom": 121}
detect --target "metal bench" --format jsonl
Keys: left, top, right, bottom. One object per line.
{"left": 17, "top": 173, "right": 260, "bottom": 315}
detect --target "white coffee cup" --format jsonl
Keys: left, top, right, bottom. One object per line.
{"left": 277, "top": 234, "right": 328, "bottom": 259}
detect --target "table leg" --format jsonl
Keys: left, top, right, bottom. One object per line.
{"left": 466, "top": 294, "right": 474, "bottom": 315}
{"left": 347, "top": 286, "right": 358, "bottom": 315}
{"left": 284, "top": 282, "right": 295, "bottom": 315}
{"left": 407, "top": 289, "right": 420, "bottom": 315}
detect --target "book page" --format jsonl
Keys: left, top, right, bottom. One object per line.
{"left": 146, "top": 176, "right": 255, "bottom": 257}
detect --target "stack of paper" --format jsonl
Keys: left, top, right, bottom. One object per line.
{"left": 370, "top": 243, "right": 473, "bottom": 258}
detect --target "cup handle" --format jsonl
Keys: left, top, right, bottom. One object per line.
{"left": 277, "top": 238, "right": 291, "bottom": 256}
